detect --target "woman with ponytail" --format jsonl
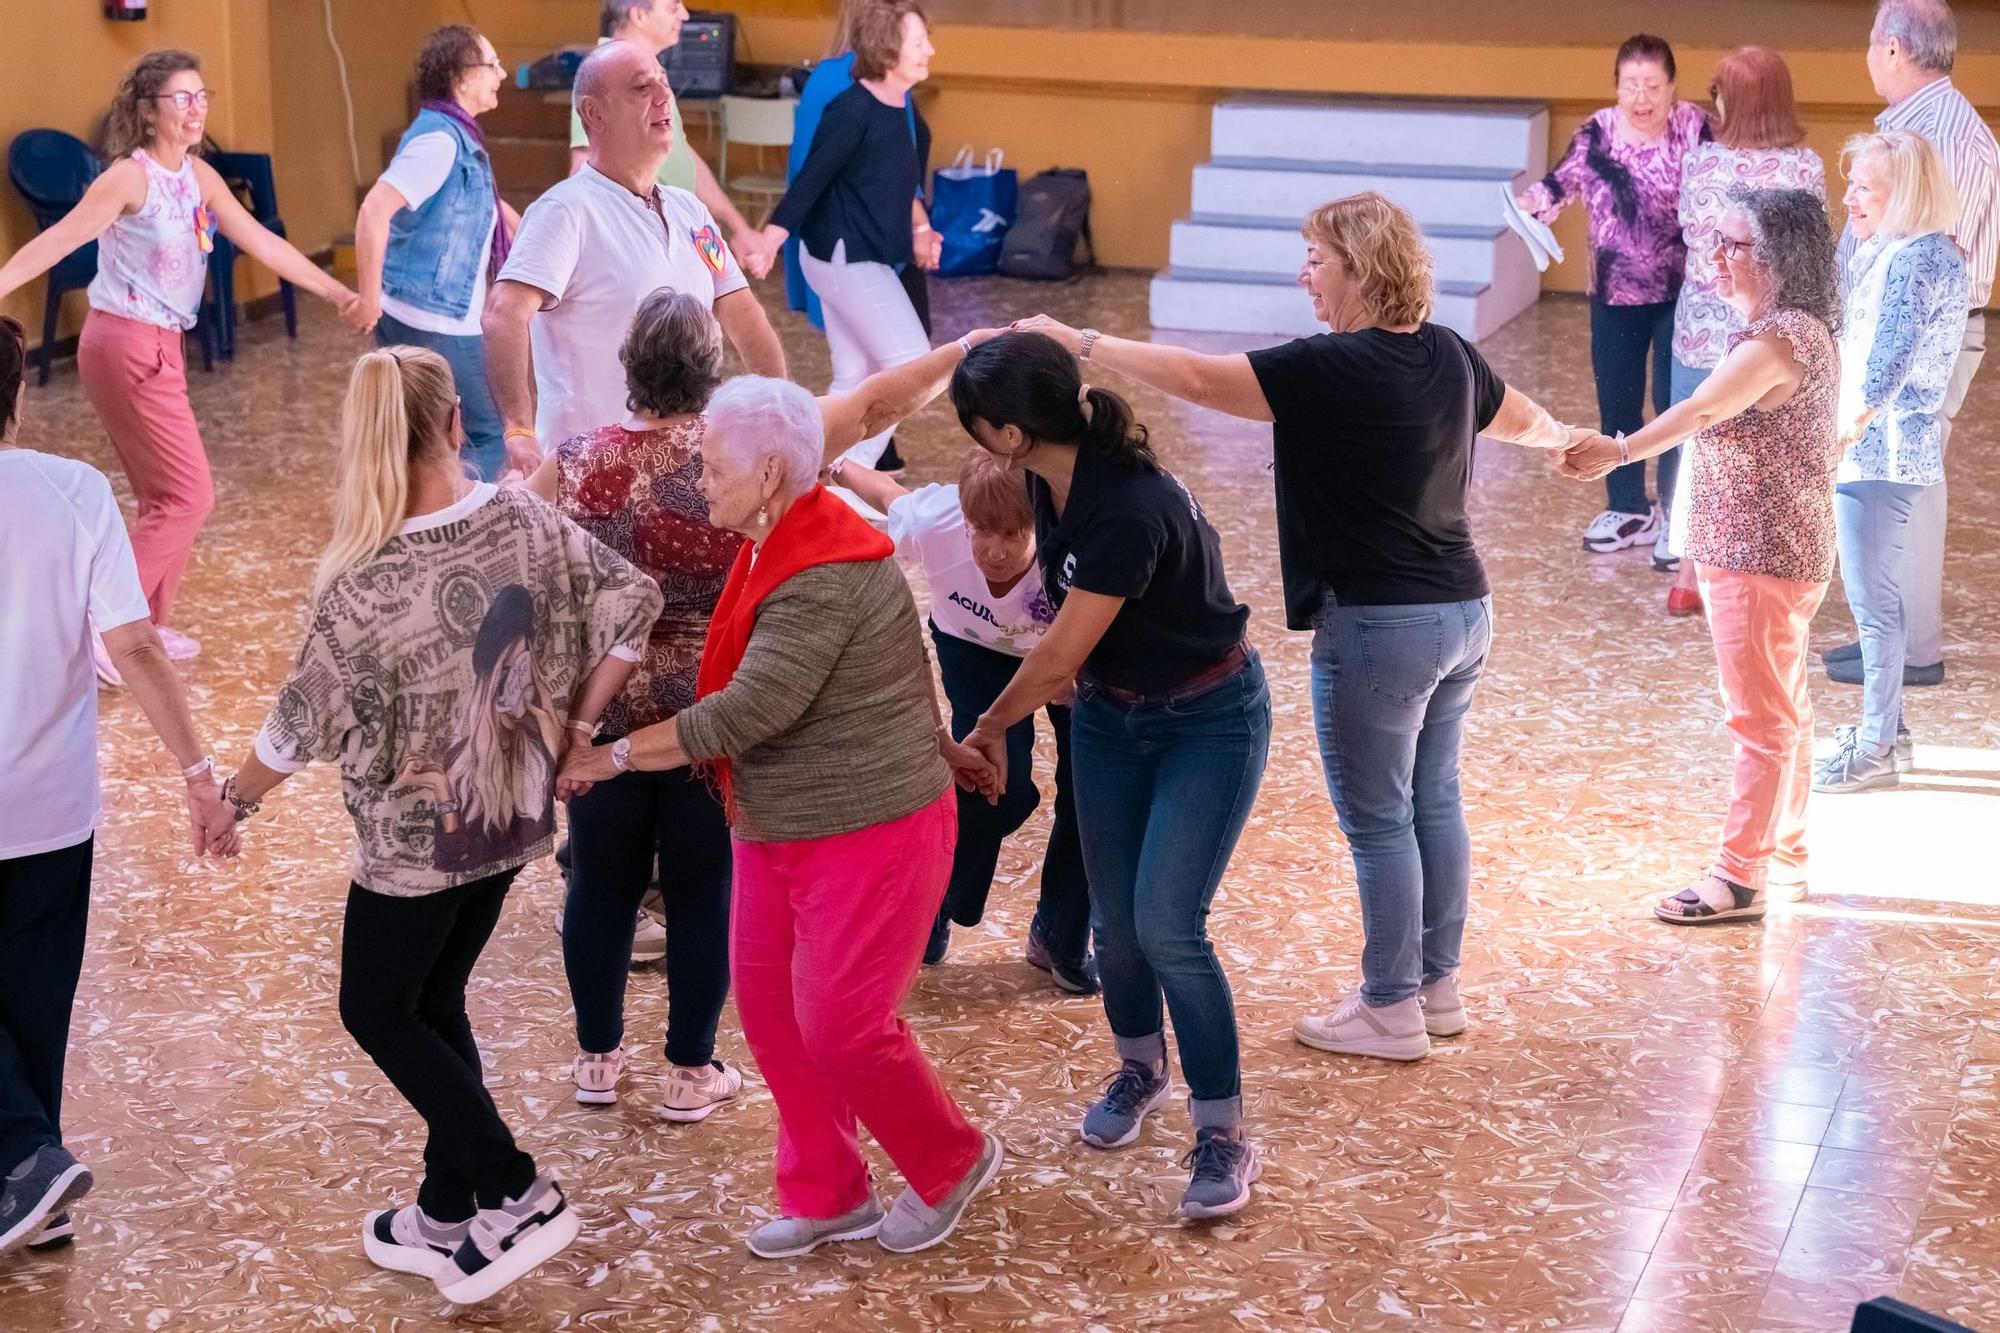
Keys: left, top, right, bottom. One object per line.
{"left": 202, "top": 346, "right": 662, "bottom": 1307}
{"left": 949, "top": 330, "right": 1270, "bottom": 1223}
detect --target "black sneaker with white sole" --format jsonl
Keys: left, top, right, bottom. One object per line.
{"left": 27, "top": 1211, "right": 72, "bottom": 1251}
{"left": 0, "top": 1145, "right": 92, "bottom": 1255}
{"left": 434, "top": 1174, "right": 580, "bottom": 1305}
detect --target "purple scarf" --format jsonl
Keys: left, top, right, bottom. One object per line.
{"left": 419, "top": 99, "right": 512, "bottom": 280}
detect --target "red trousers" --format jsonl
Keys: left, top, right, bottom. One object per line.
{"left": 77, "top": 310, "right": 212, "bottom": 625}
{"left": 730, "top": 791, "right": 983, "bottom": 1218}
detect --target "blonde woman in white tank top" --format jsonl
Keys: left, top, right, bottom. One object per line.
{"left": 0, "top": 49, "right": 365, "bottom": 680}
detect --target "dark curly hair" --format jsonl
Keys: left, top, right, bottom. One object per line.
{"left": 103, "top": 49, "right": 203, "bottom": 159}
{"left": 0, "top": 316, "right": 25, "bottom": 439}
{"left": 414, "top": 25, "right": 485, "bottom": 104}
{"left": 1730, "top": 185, "right": 1842, "bottom": 335}
{"left": 622, "top": 288, "right": 723, "bottom": 418}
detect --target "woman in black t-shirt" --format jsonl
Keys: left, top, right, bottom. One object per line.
{"left": 950, "top": 331, "right": 1269, "bottom": 1224}
{"left": 760, "top": 2, "right": 938, "bottom": 471}
{"left": 1014, "top": 191, "right": 1573, "bottom": 1068}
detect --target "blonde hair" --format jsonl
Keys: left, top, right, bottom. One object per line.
{"left": 1845, "top": 129, "right": 1962, "bottom": 238}
{"left": 314, "top": 347, "right": 458, "bottom": 599}
{"left": 1301, "top": 192, "right": 1435, "bottom": 327}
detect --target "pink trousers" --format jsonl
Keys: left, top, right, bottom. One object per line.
{"left": 77, "top": 310, "right": 213, "bottom": 626}
{"left": 730, "top": 791, "right": 983, "bottom": 1218}
{"left": 1698, "top": 565, "right": 1827, "bottom": 892}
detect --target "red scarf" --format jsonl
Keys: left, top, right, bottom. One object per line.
{"left": 694, "top": 485, "right": 894, "bottom": 815}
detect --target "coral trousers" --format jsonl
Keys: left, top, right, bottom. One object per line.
{"left": 77, "top": 310, "right": 213, "bottom": 625}
{"left": 1697, "top": 565, "right": 1827, "bottom": 892}
{"left": 730, "top": 790, "right": 982, "bottom": 1218}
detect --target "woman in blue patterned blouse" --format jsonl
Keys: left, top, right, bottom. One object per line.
{"left": 1816, "top": 129, "right": 1968, "bottom": 794}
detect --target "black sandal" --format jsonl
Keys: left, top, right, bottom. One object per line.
{"left": 1655, "top": 876, "right": 1764, "bottom": 926}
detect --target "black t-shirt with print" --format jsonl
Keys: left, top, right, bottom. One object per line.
{"left": 1027, "top": 444, "right": 1249, "bottom": 695}
{"left": 1246, "top": 323, "right": 1506, "bottom": 627}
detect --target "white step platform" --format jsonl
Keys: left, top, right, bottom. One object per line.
{"left": 1151, "top": 96, "right": 1550, "bottom": 342}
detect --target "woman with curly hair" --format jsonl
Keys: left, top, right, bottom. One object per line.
{"left": 1559, "top": 187, "right": 1841, "bottom": 924}
{"left": 0, "top": 49, "right": 364, "bottom": 676}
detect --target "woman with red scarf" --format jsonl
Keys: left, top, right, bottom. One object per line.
{"left": 354, "top": 25, "right": 520, "bottom": 479}
{"left": 557, "top": 371, "right": 1005, "bottom": 1261}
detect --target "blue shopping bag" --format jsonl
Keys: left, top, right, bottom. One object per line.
{"left": 931, "top": 147, "right": 1016, "bottom": 279}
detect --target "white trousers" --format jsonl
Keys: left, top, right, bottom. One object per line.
{"left": 800, "top": 240, "right": 931, "bottom": 467}
{"left": 1902, "top": 312, "right": 1985, "bottom": 666}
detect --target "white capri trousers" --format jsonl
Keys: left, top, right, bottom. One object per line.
{"left": 800, "top": 240, "right": 931, "bottom": 467}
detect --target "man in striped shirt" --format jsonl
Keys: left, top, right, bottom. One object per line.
{"left": 1827, "top": 0, "right": 1998, "bottom": 687}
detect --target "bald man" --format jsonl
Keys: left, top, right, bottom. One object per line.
{"left": 483, "top": 41, "right": 786, "bottom": 479}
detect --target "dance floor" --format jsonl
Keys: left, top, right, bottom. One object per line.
{"left": 7, "top": 270, "right": 2000, "bottom": 1331}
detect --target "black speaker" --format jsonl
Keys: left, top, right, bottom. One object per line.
{"left": 1850, "top": 1297, "right": 1976, "bottom": 1333}
{"left": 661, "top": 12, "right": 735, "bottom": 99}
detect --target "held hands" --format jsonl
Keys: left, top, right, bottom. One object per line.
{"left": 186, "top": 778, "right": 241, "bottom": 859}
{"left": 332, "top": 285, "right": 374, "bottom": 335}
{"left": 730, "top": 227, "right": 776, "bottom": 280}
{"left": 556, "top": 741, "right": 617, "bottom": 802}
{"left": 1554, "top": 428, "right": 1624, "bottom": 482}
{"left": 499, "top": 431, "right": 541, "bottom": 486}
{"left": 951, "top": 720, "right": 1008, "bottom": 804}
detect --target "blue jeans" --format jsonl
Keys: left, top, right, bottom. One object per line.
{"left": 1310, "top": 597, "right": 1493, "bottom": 1007}
{"left": 1071, "top": 656, "right": 1270, "bottom": 1113}
{"left": 1835, "top": 479, "right": 1929, "bottom": 754}
{"left": 1590, "top": 299, "right": 1676, "bottom": 517}
{"left": 375, "top": 314, "right": 507, "bottom": 481}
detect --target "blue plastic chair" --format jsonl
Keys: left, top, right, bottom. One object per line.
{"left": 6, "top": 130, "right": 104, "bottom": 385}
{"left": 204, "top": 150, "right": 297, "bottom": 353}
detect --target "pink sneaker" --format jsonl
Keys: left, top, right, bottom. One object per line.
{"left": 572, "top": 1048, "right": 624, "bottom": 1105}
{"left": 157, "top": 626, "right": 200, "bottom": 661}
{"left": 660, "top": 1060, "right": 743, "bottom": 1122}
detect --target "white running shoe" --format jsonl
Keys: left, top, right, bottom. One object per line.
{"left": 156, "top": 626, "right": 201, "bottom": 661}
{"left": 660, "top": 1059, "right": 743, "bottom": 1122}
{"left": 1651, "top": 524, "right": 1679, "bottom": 572}
{"left": 1293, "top": 991, "right": 1430, "bottom": 1061}
{"left": 1416, "top": 974, "right": 1467, "bottom": 1037}
{"left": 1581, "top": 507, "right": 1660, "bottom": 554}
{"left": 631, "top": 908, "right": 666, "bottom": 963}
{"left": 572, "top": 1048, "right": 624, "bottom": 1105}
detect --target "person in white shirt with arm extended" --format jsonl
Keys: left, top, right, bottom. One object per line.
{"left": 483, "top": 40, "right": 786, "bottom": 481}
{"left": 829, "top": 448, "right": 1096, "bottom": 996}
{"left": 0, "top": 315, "right": 233, "bottom": 1259}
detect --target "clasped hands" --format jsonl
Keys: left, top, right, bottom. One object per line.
{"left": 1552, "top": 426, "right": 1626, "bottom": 482}
{"left": 187, "top": 776, "right": 242, "bottom": 860}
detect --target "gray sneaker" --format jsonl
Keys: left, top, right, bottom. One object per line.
{"left": 1416, "top": 974, "right": 1466, "bottom": 1037}
{"left": 0, "top": 1145, "right": 93, "bottom": 1255}
{"left": 1822, "top": 723, "right": 1913, "bottom": 774}
{"left": 1813, "top": 734, "right": 1900, "bottom": 793}
{"left": 1079, "top": 1060, "right": 1173, "bottom": 1149}
{"left": 746, "top": 1195, "right": 885, "bottom": 1259}
{"left": 878, "top": 1132, "right": 1003, "bottom": 1253}
{"left": 1178, "top": 1128, "right": 1262, "bottom": 1221}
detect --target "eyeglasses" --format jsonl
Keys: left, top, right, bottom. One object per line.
{"left": 149, "top": 90, "right": 215, "bottom": 111}
{"left": 463, "top": 60, "right": 505, "bottom": 75}
{"left": 1717, "top": 237, "right": 1754, "bottom": 259}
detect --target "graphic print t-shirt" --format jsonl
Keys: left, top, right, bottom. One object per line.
{"left": 887, "top": 483, "right": 1056, "bottom": 658}
{"left": 254, "top": 485, "right": 662, "bottom": 897}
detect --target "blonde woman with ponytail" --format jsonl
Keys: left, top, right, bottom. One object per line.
{"left": 204, "top": 346, "right": 662, "bottom": 1307}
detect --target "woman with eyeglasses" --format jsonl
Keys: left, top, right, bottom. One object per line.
{"left": 0, "top": 49, "right": 365, "bottom": 683}
{"left": 353, "top": 26, "right": 520, "bottom": 480}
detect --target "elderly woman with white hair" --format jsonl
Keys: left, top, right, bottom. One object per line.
{"left": 557, "top": 373, "right": 1004, "bottom": 1261}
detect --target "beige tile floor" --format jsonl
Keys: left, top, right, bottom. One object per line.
{"left": 5, "top": 270, "right": 1998, "bottom": 1331}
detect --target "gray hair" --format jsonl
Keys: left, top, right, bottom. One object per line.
{"left": 1876, "top": 0, "right": 1957, "bottom": 74}
{"left": 600, "top": 0, "right": 658, "bottom": 39}
{"left": 1728, "top": 186, "right": 1843, "bottom": 334}
{"left": 705, "top": 376, "right": 825, "bottom": 499}
{"left": 622, "top": 288, "right": 722, "bottom": 417}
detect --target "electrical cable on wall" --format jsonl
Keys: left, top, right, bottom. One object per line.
{"left": 321, "top": 0, "right": 363, "bottom": 187}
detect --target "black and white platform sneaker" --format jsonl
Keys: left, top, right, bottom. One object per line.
{"left": 434, "top": 1174, "right": 580, "bottom": 1306}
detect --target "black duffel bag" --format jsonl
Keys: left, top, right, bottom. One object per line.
{"left": 999, "top": 168, "right": 1094, "bottom": 281}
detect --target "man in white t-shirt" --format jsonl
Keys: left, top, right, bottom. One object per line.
{"left": 484, "top": 40, "right": 785, "bottom": 479}
{"left": 0, "top": 326, "right": 230, "bottom": 1253}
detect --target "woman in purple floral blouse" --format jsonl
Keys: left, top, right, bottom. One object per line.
{"left": 1520, "top": 33, "right": 1710, "bottom": 554}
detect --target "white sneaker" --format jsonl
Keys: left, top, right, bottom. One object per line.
{"left": 1293, "top": 991, "right": 1430, "bottom": 1061}
{"left": 156, "top": 625, "right": 201, "bottom": 661}
{"left": 1581, "top": 507, "right": 1659, "bottom": 554}
{"left": 1651, "top": 524, "right": 1679, "bottom": 572}
{"left": 572, "top": 1048, "right": 624, "bottom": 1105}
{"left": 659, "top": 1059, "right": 743, "bottom": 1123}
{"left": 1416, "top": 974, "right": 1466, "bottom": 1037}
{"left": 631, "top": 907, "right": 666, "bottom": 963}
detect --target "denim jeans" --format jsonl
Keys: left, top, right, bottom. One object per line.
{"left": 1071, "top": 655, "right": 1270, "bottom": 1112}
{"left": 1835, "top": 479, "right": 1929, "bottom": 754}
{"left": 931, "top": 626, "right": 1090, "bottom": 964}
{"left": 375, "top": 313, "right": 507, "bottom": 481}
{"left": 1311, "top": 597, "right": 1493, "bottom": 1007}
{"left": 1590, "top": 298, "right": 1675, "bottom": 516}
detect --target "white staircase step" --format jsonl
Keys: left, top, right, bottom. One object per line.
{"left": 1212, "top": 96, "right": 1549, "bottom": 175}
{"left": 1191, "top": 159, "right": 1531, "bottom": 230}
{"left": 1170, "top": 214, "right": 1514, "bottom": 288}
{"left": 1150, "top": 267, "right": 1531, "bottom": 343}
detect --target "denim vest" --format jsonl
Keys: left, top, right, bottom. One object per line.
{"left": 381, "top": 109, "right": 495, "bottom": 319}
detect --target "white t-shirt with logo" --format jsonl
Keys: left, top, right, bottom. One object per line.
{"left": 887, "top": 483, "right": 1055, "bottom": 658}
{"left": 377, "top": 130, "right": 497, "bottom": 337}
{"left": 497, "top": 166, "right": 747, "bottom": 450}
{"left": 1, "top": 450, "right": 153, "bottom": 860}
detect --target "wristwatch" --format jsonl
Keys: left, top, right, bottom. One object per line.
{"left": 610, "top": 737, "right": 634, "bottom": 773}
{"left": 1078, "top": 328, "right": 1102, "bottom": 361}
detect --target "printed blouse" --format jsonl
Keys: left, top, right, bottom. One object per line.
{"left": 1683, "top": 308, "right": 1841, "bottom": 583}
{"left": 555, "top": 419, "right": 744, "bottom": 735}
{"left": 86, "top": 149, "right": 211, "bottom": 331}
{"left": 1673, "top": 143, "right": 1826, "bottom": 369}
{"left": 254, "top": 485, "right": 662, "bottom": 897}
{"left": 1838, "top": 232, "right": 1970, "bottom": 487}
{"left": 1523, "top": 102, "right": 1709, "bottom": 305}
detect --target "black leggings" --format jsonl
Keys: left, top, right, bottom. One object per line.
{"left": 339, "top": 869, "right": 535, "bottom": 1222}
{"left": 1589, "top": 297, "right": 1680, "bottom": 517}
{"left": 0, "top": 838, "right": 91, "bottom": 1171}
{"left": 562, "top": 764, "right": 732, "bottom": 1067}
